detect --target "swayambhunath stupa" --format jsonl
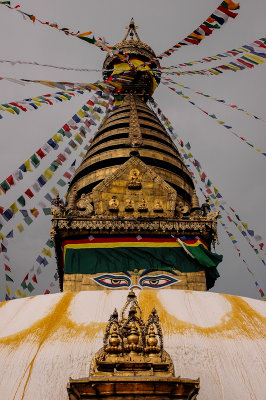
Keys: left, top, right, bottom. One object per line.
{"left": 0, "top": 1, "right": 265, "bottom": 399}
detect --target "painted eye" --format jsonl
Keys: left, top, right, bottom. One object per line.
{"left": 93, "top": 274, "right": 131, "bottom": 289}
{"left": 139, "top": 275, "right": 179, "bottom": 289}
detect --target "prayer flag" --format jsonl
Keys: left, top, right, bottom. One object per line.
{"left": 6, "top": 175, "right": 15, "bottom": 186}
{"left": 16, "top": 223, "right": 24, "bottom": 232}
{"left": 4, "top": 264, "right": 11, "bottom": 272}
{"left": 24, "top": 159, "right": 33, "bottom": 172}
{"left": 5, "top": 284, "right": 12, "bottom": 297}
{"left": 5, "top": 274, "right": 14, "bottom": 282}
{"left": 43, "top": 207, "right": 51, "bottom": 215}
{"left": 10, "top": 202, "right": 18, "bottom": 214}
{"left": 25, "top": 188, "right": 34, "bottom": 198}
{"left": 0, "top": 180, "right": 10, "bottom": 192}
{"left": 36, "top": 148, "right": 46, "bottom": 159}
{"left": 27, "top": 282, "right": 35, "bottom": 293}
{"left": 24, "top": 216, "right": 33, "bottom": 225}
{"left": 32, "top": 274, "right": 38, "bottom": 284}
{"left": 30, "top": 154, "right": 40, "bottom": 168}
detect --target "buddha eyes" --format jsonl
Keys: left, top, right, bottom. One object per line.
{"left": 93, "top": 274, "right": 131, "bottom": 288}
{"left": 139, "top": 275, "right": 179, "bottom": 288}
{"left": 94, "top": 274, "right": 179, "bottom": 289}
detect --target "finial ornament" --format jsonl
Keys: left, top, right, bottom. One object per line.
{"left": 124, "top": 18, "right": 140, "bottom": 41}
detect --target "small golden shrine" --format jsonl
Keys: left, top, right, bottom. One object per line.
{"left": 67, "top": 291, "right": 200, "bottom": 399}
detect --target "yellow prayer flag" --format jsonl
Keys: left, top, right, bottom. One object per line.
{"left": 208, "top": 69, "right": 220, "bottom": 75}
{"left": 10, "top": 202, "right": 18, "bottom": 214}
{"left": 52, "top": 133, "right": 63, "bottom": 143}
{"left": 32, "top": 101, "right": 42, "bottom": 107}
{"left": 215, "top": 200, "right": 219, "bottom": 206}
{"left": 77, "top": 109, "right": 86, "bottom": 118}
{"left": 254, "top": 148, "right": 262, "bottom": 153}
{"left": 236, "top": 47, "right": 249, "bottom": 53}
{"left": 0, "top": 232, "right": 5, "bottom": 240}
{"left": 244, "top": 53, "right": 265, "bottom": 64}
{"left": 43, "top": 168, "right": 54, "bottom": 181}
{"left": 242, "top": 222, "right": 248, "bottom": 230}
{"left": 79, "top": 152, "right": 85, "bottom": 159}
{"left": 50, "top": 186, "right": 59, "bottom": 196}
{"left": 24, "top": 159, "right": 33, "bottom": 172}
{"left": 217, "top": 121, "right": 225, "bottom": 125}
{"left": 16, "top": 223, "right": 24, "bottom": 233}
{"left": 225, "top": 63, "right": 241, "bottom": 71}
{"left": 213, "top": 186, "right": 219, "bottom": 195}
{"left": 41, "top": 247, "right": 52, "bottom": 258}
{"left": 237, "top": 225, "right": 243, "bottom": 232}
{"left": 15, "top": 288, "right": 26, "bottom": 298}
{"left": 5, "top": 284, "right": 12, "bottom": 297}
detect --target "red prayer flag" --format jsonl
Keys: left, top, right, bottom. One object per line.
{"left": 236, "top": 58, "right": 255, "bottom": 68}
{"left": 57, "top": 153, "right": 67, "bottom": 162}
{"left": 24, "top": 273, "right": 29, "bottom": 281}
{"left": 0, "top": 206, "right": 4, "bottom": 214}
{"left": 36, "top": 148, "right": 46, "bottom": 159}
{"left": 259, "top": 243, "right": 264, "bottom": 250}
{"left": 32, "top": 274, "right": 38, "bottom": 284}
{"left": 62, "top": 123, "right": 71, "bottom": 132}
{"left": 4, "top": 264, "right": 11, "bottom": 272}
{"left": 6, "top": 175, "right": 15, "bottom": 186}
{"left": 44, "top": 289, "right": 50, "bottom": 295}
{"left": 227, "top": 216, "right": 233, "bottom": 222}
{"left": 87, "top": 100, "right": 94, "bottom": 106}
{"left": 25, "top": 188, "right": 34, "bottom": 198}
{"left": 217, "top": 5, "right": 239, "bottom": 18}
{"left": 10, "top": 102, "right": 27, "bottom": 112}
{"left": 63, "top": 171, "right": 72, "bottom": 179}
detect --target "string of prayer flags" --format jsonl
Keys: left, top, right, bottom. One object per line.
{"left": 0, "top": 91, "right": 109, "bottom": 198}
{"left": 0, "top": 1, "right": 115, "bottom": 55}
{"left": 155, "top": 0, "right": 240, "bottom": 60}
{"left": 162, "top": 81, "right": 266, "bottom": 157}
{"left": 162, "top": 79, "right": 266, "bottom": 122}
{"left": 0, "top": 90, "right": 80, "bottom": 119}
{"left": 157, "top": 38, "right": 266, "bottom": 70}
{"left": 160, "top": 40, "right": 266, "bottom": 77}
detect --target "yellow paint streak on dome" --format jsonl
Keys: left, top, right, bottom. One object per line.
{"left": 138, "top": 290, "right": 266, "bottom": 339}
{"left": 0, "top": 293, "right": 105, "bottom": 400}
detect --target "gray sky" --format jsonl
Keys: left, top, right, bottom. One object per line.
{"left": 0, "top": 0, "right": 265, "bottom": 301}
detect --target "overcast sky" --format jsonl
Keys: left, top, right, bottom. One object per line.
{"left": 0, "top": 0, "right": 265, "bottom": 301}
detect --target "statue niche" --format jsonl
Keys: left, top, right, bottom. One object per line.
{"left": 109, "top": 196, "right": 119, "bottom": 212}
{"left": 124, "top": 198, "right": 134, "bottom": 211}
{"left": 128, "top": 168, "right": 142, "bottom": 189}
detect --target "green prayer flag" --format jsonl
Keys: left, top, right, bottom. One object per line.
{"left": 27, "top": 282, "right": 35, "bottom": 293}
{"left": 43, "top": 208, "right": 51, "bottom": 215}
{"left": 24, "top": 216, "right": 33, "bottom": 225}
{"left": 21, "top": 280, "right": 27, "bottom": 290}
{"left": 58, "top": 128, "right": 66, "bottom": 136}
{"left": 57, "top": 179, "right": 66, "bottom": 187}
{"left": 0, "top": 180, "right": 10, "bottom": 192}
{"left": 46, "top": 239, "right": 54, "bottom": 248}
{"left": 79, "top": 36, "right": 96, "bottom": 44}
{"left": 17, "top": 195, "right": 26, "bottom": 206}
{"left": 82, "top": 105, "right": 90, "bottom": 111}
{"left": 30, "top": 154, "right": 40, "bottom": 168}
{"left": 5, "top": 274, "right": 14, "bottom": 282}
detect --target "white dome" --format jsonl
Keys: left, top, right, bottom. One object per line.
{"left": 0, "top": 290, "right": 265, "bottom": 400}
